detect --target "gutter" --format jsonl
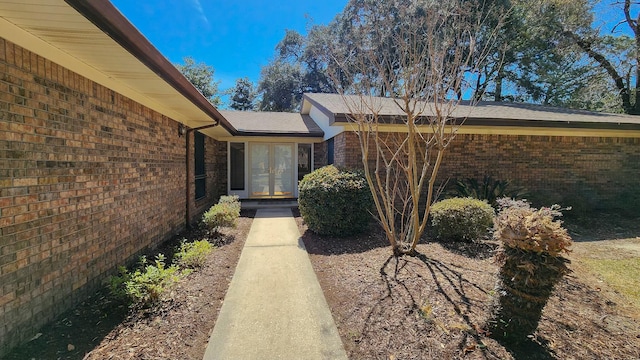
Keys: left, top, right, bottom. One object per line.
{"left": 64, "top": 0, "right": 233, "bottom": 133}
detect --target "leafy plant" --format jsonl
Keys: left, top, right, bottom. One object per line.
{"left": 430, "top": 197, "right": 495, "bottom": 242}
{"left": 218, "top": 194, "right": 242, "bottom": 208}
{"left": 202, "top": 195, "right": 241, "bottom": 232}
{"left": 489, "top": 198, "right": 572, "bottom": 344}
{"left": 450, "top": 175, "right": 527, "bottom": 207}
{"left": 298, "top": 165, "right": 373, "bottom": 237}
{"left": 419, "top": 301, "right": 434, "bottom": 322}
{"left": 109, "top": 254, "right": 183, "bottom": 309}
{"left": 174, "top": 239, "right": 213, "bottom": 269}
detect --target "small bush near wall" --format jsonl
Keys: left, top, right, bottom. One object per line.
{"left": 430, "top": 197, "right": 495, "bottom": 242}
{"left": 175, "top": 240, "right": 213, "bottom": 269}
{"left": 108, "top": 255, "right": 184, "bottom": 309}
{"left": 202, "top": 195, "right": 241, "bottom": 232}
{"left": 448, "top": 175, "right": 527, "bottom": 208}
{"left": 298, "top": 165, "right": 373, "bottom": 237}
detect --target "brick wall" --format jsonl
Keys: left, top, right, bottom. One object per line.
{"left": 332, "top": 132, "right": 360, "bottom": 169}
{"left": 330, "top": 131, "right": 640, "bottom": 212}
{"left": 441, "top": 134, "right": 640, "bottom": 211}
{"left": 0, "top": 38, "right": 222, "bottom": 354}
{"left": 313, "top": 141, "right": 327, "bottom": 169}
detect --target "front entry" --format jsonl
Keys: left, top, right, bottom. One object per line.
{"left": 249, "top": 143, "right": 294, "bottom": 198}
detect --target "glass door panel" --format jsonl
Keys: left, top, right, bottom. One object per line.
{"left": 273, "top": 144, "right": 293, "bottom": 197}
{"left": 250, "top": 143, "right": 270, "bottom": 197}
{"left": 249, "top": 143, "right": 294, "bottom": 198}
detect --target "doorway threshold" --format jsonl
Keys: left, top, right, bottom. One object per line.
{"left": 241, "top": 199, "right": 299, "bottom": 209}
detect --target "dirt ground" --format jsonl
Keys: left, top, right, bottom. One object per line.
{"left": 5, "top": 209, "right": 640, "bottom": 360}
{"left": 4, "top": 210, "right": 255, "bottom": 360}
{"left": 298, "top": 213, "right": 640, "bottom": 360}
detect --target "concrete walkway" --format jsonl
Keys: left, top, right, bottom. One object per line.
{"left": 203, "top": 208, "right": 348, "bottom": 360}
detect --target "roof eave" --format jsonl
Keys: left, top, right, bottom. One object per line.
{"left": 235, "top": 131, "right": 325, "bottom": 138}
{"left": 331, "top": 115, "right": 640, "bottom": 131}
{"left": 63, "top": 0, "right": 236, "bottom": 134}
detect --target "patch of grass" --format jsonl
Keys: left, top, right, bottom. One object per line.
{"left": 581, "top": 257, "right": 640, "bottom": 307}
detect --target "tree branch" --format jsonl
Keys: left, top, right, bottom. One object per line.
{"left": 564, "top": 30, "right": 632, "bottom": 112}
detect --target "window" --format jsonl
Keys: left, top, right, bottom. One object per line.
{"left": 298, "top": 144, "right": 312, "bottom": 181}
{"left": 194, "top": 131, "right": 206, "bottom": 200}
{"left": 327, "top": 138, "right": 334, "bottom": 165}
{"left": 230, "top": 142, "right": 245, "bottom": 190}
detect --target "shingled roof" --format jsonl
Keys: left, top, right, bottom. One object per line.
{"left": 303, "top": 93, "right": 640, "bottom": 130}
{"left": 219, "top": 111, "right": 324, "bottom": 137}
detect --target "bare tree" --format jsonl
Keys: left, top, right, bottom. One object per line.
{"left": 328, "top": 0, "right": 504, "bottom": 255}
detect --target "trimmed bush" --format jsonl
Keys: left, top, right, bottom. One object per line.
{"left": 430, "top": 197, "right": 494, "bottom": 241}
{"left": 175, "top": 239, "right": 213, "bottom": 268}
{"left": 202, "top": 195, "right": 241, "bottom": 232}
{"left": 489, "top": 198, "right": 572, "bottom": 344}
{"left": 298, "top": 165, "right": 373, "bottom": 236}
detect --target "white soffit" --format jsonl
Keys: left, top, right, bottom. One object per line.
{"left": 0, "top": 0, "right": 230, "bottom": 138}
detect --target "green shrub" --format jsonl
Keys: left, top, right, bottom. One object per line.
{"left": 449, "top": 175, "right": 527, "bottom": 207}
{"left": 298, "top": 165, "right": 373, "bottom": 237}
{"left": 109, "top": 254, "right": 183, "bottom": 308}
{"left": 202, "top": 195, "right": 241, "bottom": 232}
{"left": 175, "top": 239, "right": 213, "bottom": 268}
{"left": 218, "top": 194, "right": 242, "bottom": 209}
{"left": 430, "top": 197, "right": 494, "bottom": 241}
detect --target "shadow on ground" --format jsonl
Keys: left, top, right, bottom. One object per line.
{"left": 4, "top": 290, "right": 128, "bottom": 360}
{"left": 3, "top": 211, "right": 256, "bottom": 360}
{"left": 436, "top": 239, "right": 499, "bottom": 260}
{"left": 301, "top": 225, "right": 389, "bottom": 255}
{"left": 412, "top": 252, "right": 558, "bottom": 360}
{"left": 565, "top": 213, "right": 640, "bottom": 242}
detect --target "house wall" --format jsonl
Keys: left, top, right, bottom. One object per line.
{"left": 190, "top": 135, "right": 226, "bottom": 221}
{"left": 313, "top": 141, "right": 328, "bottom": 169}
{"left": 0, "top": 38, "right": 222, "bottom": 354}
{"left": 331, "top": 131, "right": 640, "bottom": 213}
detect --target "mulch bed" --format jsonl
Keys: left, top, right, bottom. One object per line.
{"left": 297, "top": 214, "right": 640, "bottom": 360}
{"left": 7, "top": 209, "right": 640, "bottom": 360}
{"left": 5, "top": 210, "right": 255, "bottom": 360}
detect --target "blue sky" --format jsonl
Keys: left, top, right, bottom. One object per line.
{"left": 110, "top": 0, "right": 633, "bottom": 104}
{"left": 110, "top": 0, "right": 347, "bottom": 91}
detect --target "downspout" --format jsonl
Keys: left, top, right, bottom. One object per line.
{"left": 185, "top": 122, "right": 219, "bottom": 229}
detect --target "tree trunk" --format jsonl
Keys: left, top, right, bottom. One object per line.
{"left": 494, "top": 65, "right": 504, "bottom": 102}
{"left": 628, "top": 29, "right": 640, "bottom": 115}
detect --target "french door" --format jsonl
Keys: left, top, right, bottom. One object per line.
{"left": 249, "top": 143, "right": 294, "bottom": 198}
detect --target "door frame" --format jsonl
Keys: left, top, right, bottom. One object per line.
{"left": 249, "top": 143, "right": 294, "bottom": 199}
{"left": 227, "top": 141, "right": 315, "bottom": 199}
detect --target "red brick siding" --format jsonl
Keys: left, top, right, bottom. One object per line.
{"left": 0, "top": 38, "right": 221, "bottom": 354}
{"left": 441, "top": 134, "right": 640, "bottom": 209}
{"left": 313, "top": 141, "right": 327, "bottom": 169}
{"left": 328, "top": 131, "right": 640, "bottom": 210}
